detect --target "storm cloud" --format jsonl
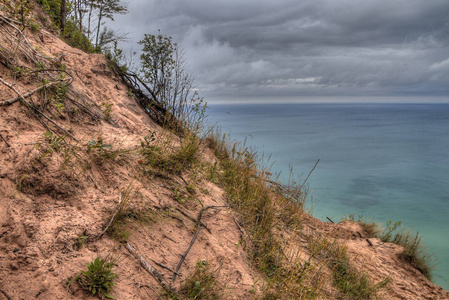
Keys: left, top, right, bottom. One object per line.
{"left": 108, "top": 0, "right": 449, "bottom": 102}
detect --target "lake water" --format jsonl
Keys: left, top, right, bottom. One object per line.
{"left": 207, "top": 103, "right": 449, "bottom": 290}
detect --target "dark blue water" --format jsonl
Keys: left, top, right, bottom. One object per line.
{"left": 207, "top": 103, "right": 449, "bottom": 289}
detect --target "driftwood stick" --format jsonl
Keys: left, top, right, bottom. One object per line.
{"left": 97, "top": 193, "right": 122, "bottom": 240}
{"left": 0, "top": 133, "right": 10, "bottom": 147}
{"left": 172, "top": 205, "right": 230, "bottom": 283}
{"left": 125, "top": 242, "right": 176, "bottom": 294}
{"left": 0, "top": 80, "right": 65, "bottom": 106}
{"left": 326, "top": 217, "right": 335, "bottom": 224}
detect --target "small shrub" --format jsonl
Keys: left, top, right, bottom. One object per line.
{"left": 101, "top": 100, "right": 113, "bottom": 120}
{"left": 30, "top": 21, "right": 41, "bottom": 32}
{"left": 76, "top": 256, "right": 117, "bottom": 299}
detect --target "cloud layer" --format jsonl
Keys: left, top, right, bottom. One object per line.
{"left": 109, "top": 0, "right": 449, "bottom": 101}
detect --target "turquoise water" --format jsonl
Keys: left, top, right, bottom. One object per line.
{"left": 207, "top": 103, "right": 449, "bottom": 290}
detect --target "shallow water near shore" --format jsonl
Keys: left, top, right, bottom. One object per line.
{"left": 208, "top": 103, "right": 449, "bottom": 290}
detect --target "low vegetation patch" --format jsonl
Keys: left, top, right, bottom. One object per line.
{"left": 347, "top": 215, "right": 433, "bottom": 280}
{"left": 178, "top": 260, "right": 224, "bottom": 300}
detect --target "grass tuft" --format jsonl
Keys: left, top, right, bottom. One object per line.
{"left": 179, "top": 260, "right": 224, "bottom": 300}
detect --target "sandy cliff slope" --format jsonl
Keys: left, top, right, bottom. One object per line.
{"left": 1, "top": 8, "right": 448, "bottom": 299}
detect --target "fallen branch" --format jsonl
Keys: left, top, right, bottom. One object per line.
{"left": 0, "top": 77, "right": 77, "bottom": 141}
{"left": 172, "top": 205, "right": 230, "bottom": 283}
{"left": 326, "top": 217, "right": 335, "bottom": 224}
{"left": 0, "top": 80, "right": 66, "bottom": 106}
{"left": 125, "top": 242, "right": 176, "bottom": 294}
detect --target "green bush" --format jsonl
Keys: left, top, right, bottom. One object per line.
{"left": 62, "top": 19, "right": 95, "bottom": 53}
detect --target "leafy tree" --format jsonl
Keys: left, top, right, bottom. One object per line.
{"left": 138, "top": 33, "right": 207, "bottom": 131}
{"left": 93, "top": 0, "right": 128, "bottom": 51}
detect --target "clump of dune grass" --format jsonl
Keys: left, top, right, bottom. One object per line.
{"left": 346, "top": 216, "right": 433, "bottom": 280}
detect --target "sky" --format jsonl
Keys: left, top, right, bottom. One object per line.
{"left": 108, "top": 0, "right": 449, "bottom": 103}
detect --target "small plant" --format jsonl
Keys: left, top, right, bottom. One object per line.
{"left": 86, "top": 137, "right": 112, "bottom": 153}
{"left": 35, "top": 131, "right": 66, "bottom": 160}
{"left": 179, "top": 260, "right": 223, "bottom": 299}
{"left": 30, "top": 21, "right": 41, "bottom": 32}
{"left": 76, "top": 256, "right": 117, "bottom": 299}
{"left": 173, "top": 187, "right": 185, "bottom": 204}
{"left": 49, "top": 81, "right": 69, "bottom": 115}
{"left": 379, "top": 220, "right": 402, "bottom": 242}
{"left": 140, "top": 130, "right": 157, "bottom": 150}
{"left": 101, "top": 99, "right": 113, "bottom": 120}
{"left": 76, "top": 235, "right": 88, "bottom": 249}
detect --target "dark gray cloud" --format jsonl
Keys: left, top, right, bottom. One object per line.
{"left": 108, "top": 0, "right": 449, "bottom": 102}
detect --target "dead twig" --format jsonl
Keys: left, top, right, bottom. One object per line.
{"left": 300, "top": 159, "right": 320, "bottom": 189}
{"left": 152, "top": 260, "right": 182, "bottom": 277}
{"left": 172, "top": 205, "right": 231, "bottom": 283}
{"left": 326, "top": 217, "right": 335, "bottom": 224}
{"left": 0, "top": 288, "right": 11, "bottom": 300}
{"left": 0, "top": 133, "right": 10, "bottom": 147}
{"left": 125, "top": 242, "right": 176, "bottom": 294}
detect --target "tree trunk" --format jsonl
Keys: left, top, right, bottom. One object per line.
{"left": 95, "top": 3, "right": 104, "bottom": 51}
{"left": 60, "top": 0, "right": 66, "bottom": 32}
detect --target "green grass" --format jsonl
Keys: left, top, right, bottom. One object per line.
{"left": 206, "top": 132, "right": 323, "bottom": 298}
{"left": 310, "top": 237, "right": 391, "bottom": 299}
{"left": 140, "top": 132, "right": 201, "bottom": 176}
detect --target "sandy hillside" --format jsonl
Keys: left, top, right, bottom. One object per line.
{"left": 1, "top": 6, "right": 448, "bottom": 300}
